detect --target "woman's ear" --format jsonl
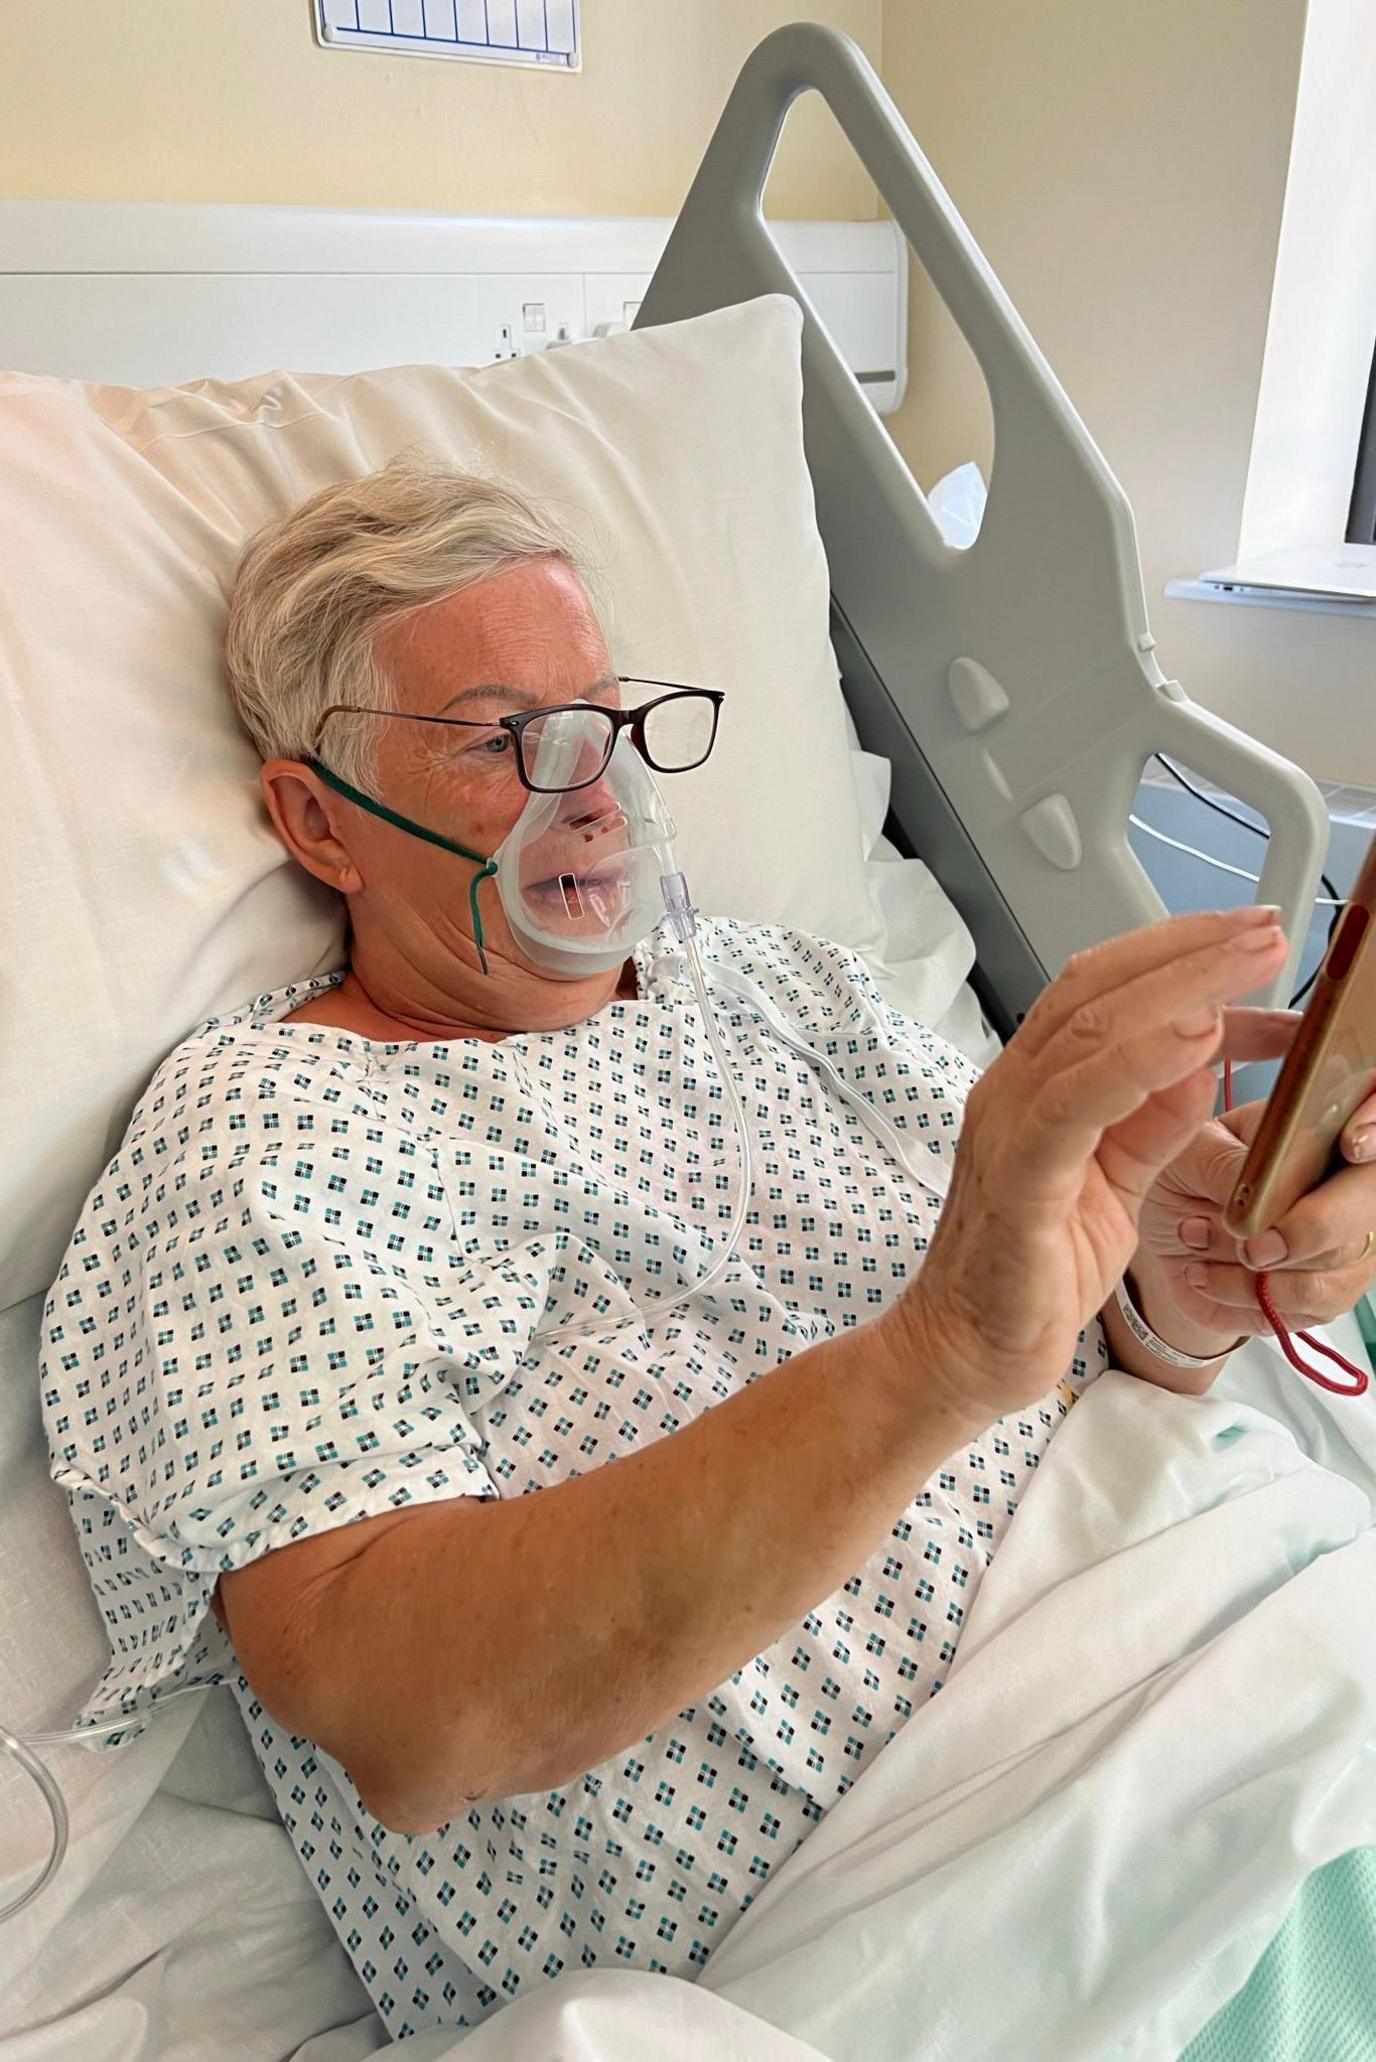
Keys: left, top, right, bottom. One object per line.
{"left": 259, "top": 760, "right": 364, "bottom": 893}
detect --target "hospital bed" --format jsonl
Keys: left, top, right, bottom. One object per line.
{"left": 1, "top": 23, "right": 1373, "bottom": 2062}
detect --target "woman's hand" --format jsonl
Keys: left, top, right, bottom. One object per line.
{"left": 1136, "top": 1065, "right": 1376, "bottom": 1338}
{"left": 896, "top": 906, "right": 1290, "bottom": 1430}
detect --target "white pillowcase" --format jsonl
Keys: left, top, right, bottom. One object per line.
{"left": 0, "top": 295, "right": 882, "bottom": 1311}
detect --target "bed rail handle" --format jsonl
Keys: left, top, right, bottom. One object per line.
{"left": 640, "top": 24, "right": 1140, "bottom": 568}
{"left": 636, "top": 24, "right": 1331, "bottom": 1016}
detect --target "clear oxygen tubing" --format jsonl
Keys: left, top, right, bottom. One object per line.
{"left": 529, "top": 869, "right": 951, "bottom": 1350}
{"left": 529, "top": 871, "right": 756, "bottom": 1347}
{"left": 1, "top": 871, "right": 953, "bottom": 1922}
{"left": 0, "top": 1684, "right": 211, "bottom": 1926}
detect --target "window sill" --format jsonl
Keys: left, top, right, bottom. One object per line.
{"left": 1164, "top": 578, "right": 1376, "bottom": 623}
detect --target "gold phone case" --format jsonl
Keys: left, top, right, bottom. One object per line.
{"left": 1223, "top": 834, "right": 1376, "bottom": 1244}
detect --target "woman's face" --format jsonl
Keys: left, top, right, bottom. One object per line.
{"left": 369, "top": 559, "right": 626, "bottom": 946}
{"left": 261, "top": 557, "right": 631, "bottom": 1030}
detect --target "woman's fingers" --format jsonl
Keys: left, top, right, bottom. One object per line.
{"left": 1157, "top": 1163, "right": 1376, "bottom": 1272}
{"left": 1217, "top": 1006, "right": 1301, "bottom": 1065}
{"left": 1243, "top": 1157, "right": 1376, "bottom": 1273}
{"left": 1342, "top": 1090, "right": 1376, "bottom": 1164}
{"left": 1154, "top": 1156, "right": 1376, "bottom": 1274}
{"left": 1096, "top": 1069, "right": 1222, "bottom": 1207}
{"left": 1105, "top": 1017, "right": 1296, "bottom": 1196}
{"left": 1014, "top": 906, "right": 1283, "bottom": 1063}
{"left": 1179, "top": 1258, "right": 1358, "bottom": 1328}
{"left": 1011, "top": 927, "right": 1289, "bottom": 1204}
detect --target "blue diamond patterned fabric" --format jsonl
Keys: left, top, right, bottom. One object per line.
{"left": 40, "top": 919, "right": 1107, "bottom": 2038}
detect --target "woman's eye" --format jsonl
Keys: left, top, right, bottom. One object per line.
{"left": 462, "top": 732, "right": 511, "bottom": 762}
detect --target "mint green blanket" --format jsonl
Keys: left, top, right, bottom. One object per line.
{"left": 1183, "top": 1303, "right": 1376, "bottom": 2062}
{"left": 1178, "top": 1840, "right": 1376, "bottom": 2058}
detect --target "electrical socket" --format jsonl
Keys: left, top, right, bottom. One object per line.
{"left": 490, "top": 285, "right": 587, "bottom": 363}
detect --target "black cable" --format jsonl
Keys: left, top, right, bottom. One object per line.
{"left": 1151, "top": 754, "right": 1344, "bottom": 1008}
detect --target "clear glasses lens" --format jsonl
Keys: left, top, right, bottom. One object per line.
{"left": 640, "top": 692, "right": 717, "bottom": 770}
{"left": 521, "top": 706, "right": 617, "bottom": 793}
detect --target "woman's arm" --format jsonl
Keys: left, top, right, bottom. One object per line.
{"left": 217, "top": 1294, "right": 981, "bottom": 1835}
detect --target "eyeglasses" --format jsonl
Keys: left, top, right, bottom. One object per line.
{"left": 312, "top": 679, "right": 724, "bottom": 796}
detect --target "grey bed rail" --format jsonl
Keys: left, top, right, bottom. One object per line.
{"left": 634, "top": 23, "right": 1329, "bottom": 1036}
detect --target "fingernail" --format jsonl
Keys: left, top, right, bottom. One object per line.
{"left": 1173, "top": 1006, "right": 1220, "bottom": 1037}
{"left": 1349, "top": 1127, "right": 1374, "bottom": 1163}
{"left": 1227, "top": 904, "right": 1283, "bottom": 925}
{"left": 1244, "top": 1229, "right": 1287, "bottom": 1268}
{"left": 1185, "top": 1263, "right": 1208, "bottom": 1289}
{"left": 1233, "top": 924, "right": 1286, "bottom": 952}
{"left": 1179, "top": 1216, "right": 1212, "bottom": 1250}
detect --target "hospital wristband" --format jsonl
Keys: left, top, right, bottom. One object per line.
{"left": 1113, "top": 1272, "right": 1245, "bottom": 1370}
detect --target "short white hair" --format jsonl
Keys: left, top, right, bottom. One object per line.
{"left": 225, "top": 454, "right": 585, "bottom": 788}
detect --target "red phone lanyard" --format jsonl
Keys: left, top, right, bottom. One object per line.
{"left": 1222, "top": 1059, "right": 1369, "bottom": 1397}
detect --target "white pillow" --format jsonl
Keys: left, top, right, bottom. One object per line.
{"left": 0, "top": 296, "right": 881, "bottom": 1311}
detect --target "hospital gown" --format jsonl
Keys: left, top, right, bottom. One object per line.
{"left": 40, "top": 918, "right": 1107, "bottom": 2038}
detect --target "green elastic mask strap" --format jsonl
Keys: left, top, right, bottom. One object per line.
{"left": 307, "top": 757, "right": 500, "bottom": 976}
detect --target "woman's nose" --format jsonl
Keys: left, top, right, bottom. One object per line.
{"left": 566, "top": 774, "right": 624, "bottom": 832}
{"left": 564, "top": 741, "right": 619, "bottom": 807}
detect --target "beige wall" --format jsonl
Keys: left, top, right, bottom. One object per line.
{"left": 0, "top": 0, "right": 879, "bottom": 220}
{"left": 881, "top": 0, "right": 1375, "bottom": 787}
{"left": 6, "top": 1, "right": 1367, "bottom": 783}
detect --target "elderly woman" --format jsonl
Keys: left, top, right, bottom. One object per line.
{"left": 42, "top": 458, "right": 1376, "bottom": 2042}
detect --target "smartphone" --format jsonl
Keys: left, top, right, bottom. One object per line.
{"left": 1223, "top": 829, "right": 1376, "bottom": 1243}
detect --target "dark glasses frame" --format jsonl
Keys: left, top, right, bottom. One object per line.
{"left": 312, "top": 678, "right": 725, "bottom": 795}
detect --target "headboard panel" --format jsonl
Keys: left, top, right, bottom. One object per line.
{"left": 0, "top": 199, "right": 905, "bottom": 408}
